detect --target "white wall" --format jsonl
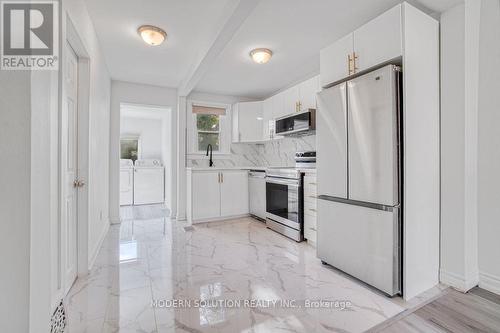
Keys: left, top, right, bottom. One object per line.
{"left": 0, "top": 70, "right": 31, "bottom": 333}
{"left": 440, "top": 0, "right": 500, "bottom": 295}
{"left": 477, "top": 0, "right": 500, "bottom": 294}
{"left": 121, "top": 117, "right": 163, "bottom": 159}
{"left": 110, "top": 81, "right": 178, "bottom": 221}
{"left": 440, "top": 3, "right": 470, "bottom": 290}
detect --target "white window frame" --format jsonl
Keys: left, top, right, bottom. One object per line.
{"left": 187, "top": 100, "right": 232, "bottom": 155}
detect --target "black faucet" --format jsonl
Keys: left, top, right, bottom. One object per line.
{"left": 206, "top": 144, "right": 214, "bottom": 167}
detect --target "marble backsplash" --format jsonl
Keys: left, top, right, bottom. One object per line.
{"left": 187, "top": 135, "right": 316, "bottom": 168}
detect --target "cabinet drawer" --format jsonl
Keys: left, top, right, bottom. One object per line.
{"left": 304, "top": 192, "right": 317, "bottom": 203}
{"left": 304, "top": 201, "right": 317, "bottom": 216}
{"left": 304, "top": 176, "right": 317, "bottom": 201}
{"left": 304, "top": 214, "right": 317, "bottom": 243}
{"left": 304, "top": 175, "right": 317, "bottom": 187}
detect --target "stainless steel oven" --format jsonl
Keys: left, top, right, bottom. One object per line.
{"left": 265, "top": 168, "right": 303, "bottom": 242}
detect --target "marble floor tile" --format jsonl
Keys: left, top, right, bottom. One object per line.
{"left": 65, "top": 212, "right": 436, "bottom": 333}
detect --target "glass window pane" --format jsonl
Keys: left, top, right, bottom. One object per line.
{"left": 198, "top": 133, "right": 219, "bottom": 151}
{"left": 197, "top": 114, "right": 219, "bottom": 132}
{"left": 120, "top": 139, "right": 139, "bottom": 161}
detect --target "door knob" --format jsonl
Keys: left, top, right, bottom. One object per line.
{"left": 73, "top": 179, "right": 86, "bottom": 188}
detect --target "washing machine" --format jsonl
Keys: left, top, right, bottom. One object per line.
{"left": 133, "top": 159, "right": 165, "bottom": 205}
{"left": 120, "top": 159, "right": 134, "bottom": 206}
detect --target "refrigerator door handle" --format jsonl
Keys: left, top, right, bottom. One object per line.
{"left": 317, "top": 195, "right": 399, "bottom": 212}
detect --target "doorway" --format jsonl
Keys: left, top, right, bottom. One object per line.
{"left": 118, "top": 103, "right": 173, "bottom": 219}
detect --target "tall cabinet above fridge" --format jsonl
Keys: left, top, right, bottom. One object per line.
{"left": 316, "top": 2, "right": 440, "bottom": 301}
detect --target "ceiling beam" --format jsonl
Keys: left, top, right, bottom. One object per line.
{"left": 178, "top": 0, "right": 260, "bottom": 96}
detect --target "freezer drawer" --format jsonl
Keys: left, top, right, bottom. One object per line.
{"left": 317, "top": 197, "right": 400, "bottom": 296}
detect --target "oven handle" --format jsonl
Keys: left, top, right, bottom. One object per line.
{"left": 266, "top": 177, "right": 300, "bottom": 187}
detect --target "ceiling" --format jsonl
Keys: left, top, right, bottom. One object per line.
{"left": 194, "top": 0, "right": 461, "bottom": 99}
{"left": 83, "top": 0, "right": 232, "bottom": 88}
{"left": 85, "top": 0, "right": 462, "bottom": 99}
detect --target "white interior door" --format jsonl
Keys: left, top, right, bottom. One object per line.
{"left": 63, "top": 43, "right": 79, "bottom": 291}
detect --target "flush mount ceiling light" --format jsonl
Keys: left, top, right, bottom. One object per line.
{"left": 250, "top": 48, "right": 273, "bottom": 64}
{"left": 138, "top": 25, "right": 167, "bottom": 46}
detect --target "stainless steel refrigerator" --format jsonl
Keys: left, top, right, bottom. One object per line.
{"left": 316, "top": 64, "right": 402, "bottom": 296}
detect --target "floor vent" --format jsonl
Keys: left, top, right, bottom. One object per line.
{"left": 183, "top": 226, "right": 195, "bottom": 232}
{"left": 50, "top": 300, "right": 66, "bottom": 333}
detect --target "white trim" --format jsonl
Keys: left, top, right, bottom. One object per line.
{"left": 439, "top": 269, "right": 478, "bottom": 292}
{"left": 87, "top": 220, "right": 110, "bottom": 271}
{"left": 479, "top": 271, "right": 500, "bottom": 295}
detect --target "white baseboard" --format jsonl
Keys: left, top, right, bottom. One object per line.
{"left": 192, "top": 214, "right": 250, "bottom": 224}
{"left": 88, "top": 220, "right": 110, "bottom": 271}
{"left": 479, "top": 271, "right": 500, "bottom": 295}
{"left": 440, "top": 269, "right": 478, "bottom": 292}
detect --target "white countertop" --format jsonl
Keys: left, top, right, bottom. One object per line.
{"left": 186, "top": 166, "right": 316, "bottom": 173}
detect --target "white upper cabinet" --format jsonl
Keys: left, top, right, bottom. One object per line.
{"left": 280, "top": 85, "right": 300, "bottom": 117}
{"left": 232, "top": 101, "right": 263, "bottom": 143}
{"left": 299, "top": 75, "right": 320, "bottom": 110}
{"left": 262, "top": 98, "right": 273, "bottom": 140}
{"left": 320, "top": 4, "right": 403, "bottom": 87}
{"left": 320, "top": 33, "right": 353, "bottom": 87}
{"left": 353, "top": 4, "right": 402, "bottom": 72}
{"left": 271, "top": 92, "right": 284, "bottom": 120}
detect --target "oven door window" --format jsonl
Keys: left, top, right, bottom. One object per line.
{"left": 266, "top": 181, "right": 299, "bottom": 224}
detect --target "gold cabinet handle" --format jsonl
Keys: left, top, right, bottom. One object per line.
{"left": 352, "top": 52, "right": 359, "bottom": 73}
{"left": 348, "top": 54, "right": 353, "bottom": 75}
{"left": 221, "top": 173, "right": 223, "bottom": 183}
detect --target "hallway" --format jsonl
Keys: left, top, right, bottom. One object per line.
{"left": 65, "top": 215, "right": 411, "bottom": 332}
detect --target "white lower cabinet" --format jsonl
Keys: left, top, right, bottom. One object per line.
{"left": 220, "top": 171, "right": 249, "bottom": 216}
{"left": 188, "top": 169, "right": 249, "bottom": 223}
{"left": 303, "top": 174, "right": 317, "bottom": 246}
{"left": 191, "top": 171, "right": 221, "bottom": 221}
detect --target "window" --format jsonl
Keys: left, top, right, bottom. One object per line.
{"left": 197, "top": 114, "right": 220, "bottom": 151}
{"left": 120, "top": 136, "right": 140, "bottom": 161}
{"left": 191, "top": 104, "right": 227, "bottom": 153}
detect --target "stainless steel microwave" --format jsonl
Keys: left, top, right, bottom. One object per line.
{"left": 275, "top": 109, "right": 316, "bottom": 136}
